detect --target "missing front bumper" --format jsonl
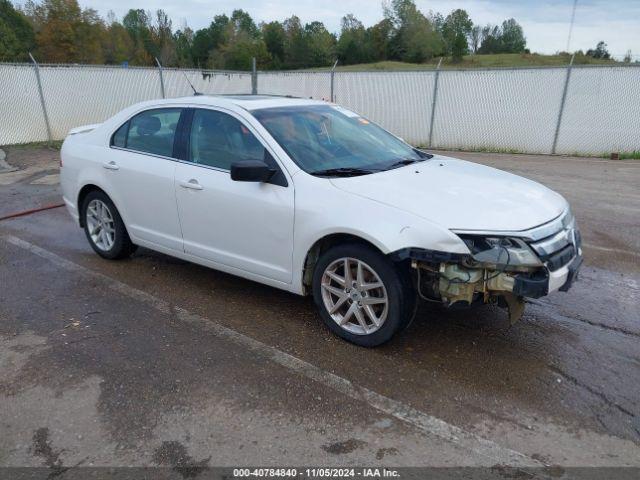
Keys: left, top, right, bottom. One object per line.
{"left": 407, "top": 249, "right": 584, "bottom": 325}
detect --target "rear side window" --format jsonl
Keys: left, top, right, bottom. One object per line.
{"left": 112, "top": 108, "right": 182, "bottom": 157}
{"left": 189, "top": 109, "right": 266, "bottom": 170}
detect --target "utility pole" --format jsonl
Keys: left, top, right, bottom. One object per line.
{"left": 155, "top": 57, "right": 165, "bottom": 99}
{"left": 29, "top": 52, "right": 52, "bottom": 145}
{"left": 552, "top": 53, "right": 575, "bottom": 154}
{"left": 330, "top": 59, "right": 338, "bottom": 102}
{"left": 251, "top": 57, "right": 257, "bottom": 95}
{"left": 566, "top": 0, "right": 578, "bottom": 52}
{"left": 428, "top": 57, "right": 443, "bottom": 148}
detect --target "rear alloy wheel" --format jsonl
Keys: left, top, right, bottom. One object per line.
{"left": 86, "top": 199, "right": 116, "bottom": 252}
{"left": 312, "top": 244, "right": 414, "bottom": 347}
{"left": 81, "top": 190, "right": 136, "bottom": 260}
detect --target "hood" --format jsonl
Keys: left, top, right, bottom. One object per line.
{"left": 330, "top": 155, "right": 567, "bottom": 232}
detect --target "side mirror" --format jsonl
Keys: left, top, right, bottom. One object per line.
{"left": 230, "top": 160, "right": 275, "bottom": 183}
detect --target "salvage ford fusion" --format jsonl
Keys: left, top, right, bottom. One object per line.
{"left": 60, "top": 95, "right": 583, "bottom": 347}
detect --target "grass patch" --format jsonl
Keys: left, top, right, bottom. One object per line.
{"left": 316, "top": 53, "right": 621, "bottom": 72}
{"left": 418, "top": 145, "right": 525, "bottom": 155}
{"left": 1, "top": 140, "right": 63, "bottom": 151}
{"left": 617, "top": 151, "right": 640, "bottom": 160}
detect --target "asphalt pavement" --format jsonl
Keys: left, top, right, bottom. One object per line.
{"left": 0, "top": 146, "right": 638, "bottom": 472}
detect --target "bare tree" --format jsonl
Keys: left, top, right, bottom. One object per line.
{"left": 469, "top": 24, "right": 481, "bottom": 53}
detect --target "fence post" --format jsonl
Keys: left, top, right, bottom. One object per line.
{"left": 552, "top": 54, "right": 575, "bottom": 154}
{"left": 251, "top": 57, "right": 257, "bottom": 95}
{"left": 330, "top": 59, "right": 338, "bottom": 102}
{"left": 155, "top": 57, "right": 165, "bottom": 99}
{"left": 427, "top": 58, "right": 442, "bottom": 148}
{"left": 29, "top": 53, "right": 52, "bottom": 145}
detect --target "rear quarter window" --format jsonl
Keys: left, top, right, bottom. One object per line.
{"left": 111, "top": 122, "right": 128, "bottom": 148}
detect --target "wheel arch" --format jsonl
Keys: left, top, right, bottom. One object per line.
{"left": 76, "top": 183, "right": 125, "bottom": 228}
{"left": 300, "top": 232, "right": 388, "bottom": 295}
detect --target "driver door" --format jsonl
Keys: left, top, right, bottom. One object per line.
{"left": 174, "top": 108, "right": 295, "bottom": 284}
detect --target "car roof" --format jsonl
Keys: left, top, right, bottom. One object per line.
{"left": 158, "top": 94, "right": 329, "bottom": 111}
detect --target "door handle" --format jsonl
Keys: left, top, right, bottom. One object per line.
{"left": 103, "top": 161, "right": 119, "bottom": 170}
{"left": 179, "top": 179, "right": 203, "bottom": 190}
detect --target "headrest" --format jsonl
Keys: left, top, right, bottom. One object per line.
{"left": 199, "top": 114, "right": 222, "bottom": 133}
{"left": 137, "top": 116, "right": 161, "bottom": 136}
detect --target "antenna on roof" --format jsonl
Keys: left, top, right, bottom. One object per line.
{"left": 182, "top": 72, "right": 203, "bottom": 96}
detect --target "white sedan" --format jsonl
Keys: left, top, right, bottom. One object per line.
{"left": 60, "top": 95, "right": 583, "bottom": 346}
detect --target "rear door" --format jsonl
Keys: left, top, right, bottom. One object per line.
{"left": 107, "top": 107, "right": 184, "bottom": 252}
{"left": 174, "top": 107, "right": 295, "bottom": 284}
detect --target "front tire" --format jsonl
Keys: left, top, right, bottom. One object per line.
{"left": 81, "top": 190, "right": 136, "bottom": 260}
{"left": 312, "top": 243, "right": 415, "bottom": 347}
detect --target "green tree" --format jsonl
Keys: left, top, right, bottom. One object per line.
{"left": 365, "top": 18, "right": 393, "bottom": 61}
{"left": 586, "top": 41, "right": 610, "bottom": 59}
{"left": 174, "top": 26, "right": 194, "bottom": 67}
{"left": 283, "top": 15, "right": 307, "bottom": 68}
{"left": 336, "top": 14, "right": 372, "bottom": 65}
{"left": 75, "top": 7, "right": 105, "bottom": 64}
{"left": 25, "top": 0, "right": 106, "bottom": 63}
{"left": 213, "top": 30, "right": 269, "bottom": 70}
{"left": 499, "top": 18, "right": 526, "bottom": 53}
{"left": 151, "top": 9, "right": 176, "bottom": 65}
{"left": 0, "top": 0, "right": 35, "bottom": 61}
{"left": 262, "top": 21, "right": 285, "bottom": 68}
{"left": 442, "top": 9, "right": 472, "bottom": 61}
{"left": 304, "top": 21, "right": 335, "bottom": 67}
{"left": 191, "top": 29, "right": 212, "bottom": 67}
{"left": 230, "top": 9, "right": 259, "bottom": 38}
{"left": 103, "top": 21, "right": 133, "bottom": 64}
{"left": 206, "top": 10, "right": 271, "bottom": 70}
{"left": 477, "top": 24, "right": 500, "bottom": 53}
{"left": 478, "top": 19, "right": 526, "bottom": 54}
{"left": 384, "top": 0, "right": 442, "bottom": 63}
{"left": 190, "top": 14, "right": 228, "bottom": 67}
{"left": 122, "top": 9, "right": 153, "bottom": 64}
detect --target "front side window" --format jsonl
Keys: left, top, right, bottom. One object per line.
{"left": 252, "top": 105, "right": 427, "bottom": 175}
{"left": 189, "top": 109, "right": 266, "bottom": 170}
{"left": 114, "top": 108, "right": 181, "bottom": 157}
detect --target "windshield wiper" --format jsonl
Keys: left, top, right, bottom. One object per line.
{"left": 384, "top": 158, "right": 423, "bottom": 170}
{"left": 310, "top": 167, "right": 379, "bottom": 177}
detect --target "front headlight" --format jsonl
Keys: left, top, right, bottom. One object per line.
{"left": 457, "top": 235, "right": 542, "bottom": 268}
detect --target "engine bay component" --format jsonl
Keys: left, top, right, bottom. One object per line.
{"left": 415, "top": 260, "right": 528, "bottom": 323}
{"left": 438, "top": 263, "right": 483, "bottom": 305}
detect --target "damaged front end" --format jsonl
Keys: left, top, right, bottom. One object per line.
{"left": 392, "top": 220, "right": 583, "bottom": 324}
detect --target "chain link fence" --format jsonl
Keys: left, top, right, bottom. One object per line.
{"left": 0, "top": 63, "right": 252, "bottom": 145}
{"left": 1, "top": 61, "right": 639, "bottom": 156}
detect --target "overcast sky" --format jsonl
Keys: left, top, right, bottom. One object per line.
{"left": 81, "top": 0, "right": 640, "bottom": 59}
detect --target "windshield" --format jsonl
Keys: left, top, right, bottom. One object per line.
{"left": 252, "top": 105, "right": 429, "bottom": 176}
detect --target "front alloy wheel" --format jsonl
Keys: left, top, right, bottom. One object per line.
{"left": 321, "top": 257, "right": 389, "bottom": 335}
{"left": 312, "top": 243, "right": 415, "bottom": 347}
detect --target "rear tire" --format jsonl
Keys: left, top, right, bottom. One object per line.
{"left": 312, "top": 243, "right": 415, "bottom": 347}
{"left": 81, "top": 190, "right": 136, "bottom": 260}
